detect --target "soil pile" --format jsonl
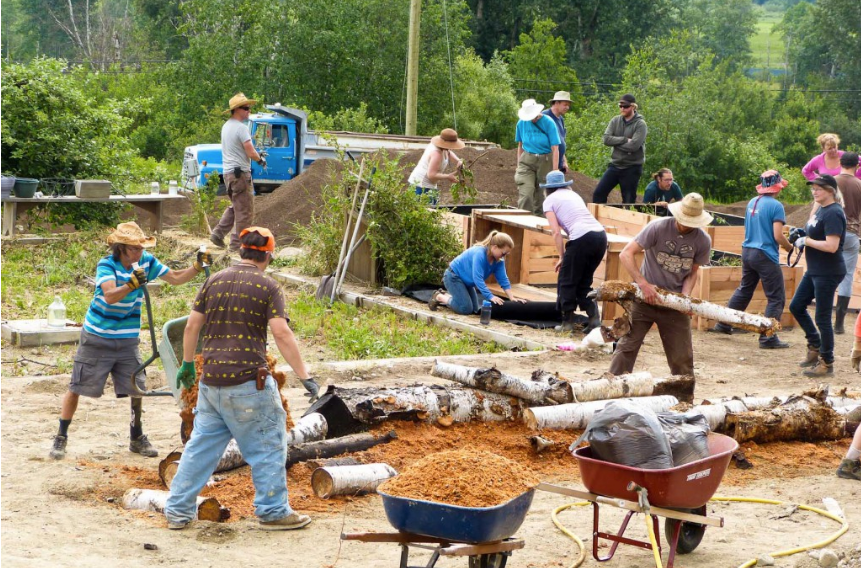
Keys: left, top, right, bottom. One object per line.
{"left": 246, "top": 149, "right": 601, "bottom": 244}
{"left": 786, "top": 203, "right": 814, "bottom": 228}
{"left": 377, "top": 448, "right": 539, "bottom": 508}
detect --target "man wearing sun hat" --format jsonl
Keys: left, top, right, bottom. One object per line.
{"left": 542, "top": 91, "right": 572, "bottom": 173}
{"left": 711, "top": 171, "right": 794, "bottom": 348}
{"left": 514, "top": 98, "right": 561, "bottom": 215}
{"left": 592, "top": 94, "right": 648, "bottom": 204}
{"left": 165, "top": 227, "right": 316, "bottom": 531}
{"left": 609, "top": 193, "right": 712, "bottom": 377}
{"left": 210, "top": 92, "right": 267, "bottom": 252}
{"left": 49, "top": 222, "right": 210, "bottom": 461}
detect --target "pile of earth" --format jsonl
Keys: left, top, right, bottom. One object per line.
{"left": 253, "top": 147, "right": 602, "bottom": 244}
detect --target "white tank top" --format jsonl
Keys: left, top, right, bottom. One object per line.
{"left": 408, "top": 144, "right": 449, "bottom": 189}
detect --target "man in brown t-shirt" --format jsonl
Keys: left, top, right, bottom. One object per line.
{"left": 834, "top": 152, "right": 861, "bottom": 334}
{"left": 609, "top": 193, "right": 713, "bottom": 376}
{"left": 165, "top": 227, "right": 317, "bottom": 531}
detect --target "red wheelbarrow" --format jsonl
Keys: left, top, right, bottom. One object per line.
{"left": 539, "top": 433, "right": 738, "bottom": 568}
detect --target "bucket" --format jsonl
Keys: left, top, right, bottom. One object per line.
{"left": 1, "top": 175, "right": 14, "bottom": 198}
{"left": 14, "top": 178, "right": 39, "bottom": 198}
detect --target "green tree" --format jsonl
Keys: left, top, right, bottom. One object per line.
{"left": 681, "top": 0, "right": 758, "bottom": 69}
{"left": 449, "top": 51, "right": 518, "bottom": 146}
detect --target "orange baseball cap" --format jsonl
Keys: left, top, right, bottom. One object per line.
{"left": 239, "top": 227, "right": 275, "bottom": 252}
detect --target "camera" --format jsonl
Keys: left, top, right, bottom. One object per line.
{"left": 788, "top": 227, "right": 806, "bottom": 246}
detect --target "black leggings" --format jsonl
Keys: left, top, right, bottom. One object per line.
{"left": 557, "top": 231, "right": 608, "bottom": 314}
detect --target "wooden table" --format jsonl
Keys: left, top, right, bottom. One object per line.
{"left": 1, "top": 194, "right": 188, "bottom": 236}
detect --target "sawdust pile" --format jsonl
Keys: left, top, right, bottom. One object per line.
{"left": 377, "top": 448, "right": 539, "bottom": 508}
{"left": 179, "top": 353, "right": 294, "bottom": 440}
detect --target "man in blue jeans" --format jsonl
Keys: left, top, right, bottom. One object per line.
{"left": 165, "top": 227, "right": 318, "bottom": 531}
{"left": 712, "top": 171, "right": 793, "bottom": 348}
{"left": 592, "top": 94, "right": 647, "bottom": 204}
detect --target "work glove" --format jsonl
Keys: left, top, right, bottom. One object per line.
{"left": 177, "top": 361, "right": 196, "bottom": 391}
{"left": 851, "top": 349, "right": 861, "bottom": 372}
{"left": 301, "top": 377, "right": 320, "bottom": 403}
{"left": 126, "top": 267, "right": 148, "bottom": 290}
{"left": 194, "top": 250, "right": 212, "bottom": 272}
{"left": 794, "top": 236, "right": 806, "bottom": 249}
{"left": 257, "top": 157, "right": 267, "bottom": 169}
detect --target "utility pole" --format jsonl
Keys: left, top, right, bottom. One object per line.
{"left": 405, "top": 0, "right": 421, "bottom": 135}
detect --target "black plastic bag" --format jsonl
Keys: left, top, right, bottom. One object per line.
{"left": 658, "top": 411, "right": 710, "bottom": 466}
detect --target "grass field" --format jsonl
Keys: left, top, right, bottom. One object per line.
{"left": 750, "top": 11, "right": 785, "bottom": 70}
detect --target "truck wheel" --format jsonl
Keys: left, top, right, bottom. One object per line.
{"left": 255, "top": 184, "right": 277, "bottom": 194}
{"left": 664, "top": 506, "right": 707, "bottom": 554}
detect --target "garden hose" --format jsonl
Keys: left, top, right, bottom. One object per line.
{"left": 644, "top": 513, "right": 664, "bottom": 568}
{"left": 709, "top": 496, "right": 850, "bottom": 568}
{"left": 549, "top": 495, "right": 849, "bottom": 568}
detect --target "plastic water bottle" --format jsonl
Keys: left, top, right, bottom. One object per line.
{"left": 150, "top": 181, "right": 160, "bottom": 195}
{"left": 479, "top": 300, "right": 492, "bottom": 325}
{"left": 47, "top": 296, "right": 66, "bottom": 328}
{"left": 168, "top": 180, "right": 178, "bottom": 196}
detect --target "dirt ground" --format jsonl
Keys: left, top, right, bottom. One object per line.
{"left": 3, "top": 289, "right": 860, "bottom": 567}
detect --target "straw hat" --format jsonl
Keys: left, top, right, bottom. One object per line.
{"left": 224, "top": 92, "right": 257, "bottom": 114}
{"left": 756, "top": 170, "right": 789, "bottom": 194}
{"left": 106, "top": 222, "right": 157, "bottom": 248}
{"left": 518, "top": 99, "right": 545, "bottom": 121}
{"left": 540, "top": 170, "right": 573, "bottom": 189}
{"left": 668, "top": 193, "right": 713, "bottom": 228}
{"left": 431, "top": 128, "right": 465, "bottom": 150}
{"left": 549, "top": 91, "right": 572, "bottom": 104}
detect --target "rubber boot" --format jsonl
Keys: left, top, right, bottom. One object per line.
{"left": 799, "top": 346, "right": 820, "bottom": 368}
{"left": 556, "top": 311, "right": 578, "bottom": 333}
{"left": 834, "top": 296, "right": 850, "bottom": 335}
{"left": 584, "top": 301, "right": 602, "bottom": 333}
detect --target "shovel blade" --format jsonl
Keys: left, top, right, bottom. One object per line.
{"left": 316, "top": 274, "right": 336, "bottom": 302}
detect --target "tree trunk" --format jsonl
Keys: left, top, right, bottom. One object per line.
{"left": 310, "top": 463, "right": 397, "bottom": 498}
{"left": 593, "top": 281, "right": 780, "bottom": 336}
{"left": 286, "top": 430, "right": 398, "bottom": 468}
{"left": 284, "top": 412, "right": 328, "bottom": 446}
{"left": 524, "top": 395, "right": 680, "bottom": 430}
{"left": 432, "top": 360, "right": 570, "bottom": 404}
{"left": 532, "top": 370, "right": 695, "bottom": 404}
{"left": 720, "top": 396, "right": 849, "bottom": 443}
{"left": 122, "top": 488, "right": 225, "bottom": 522}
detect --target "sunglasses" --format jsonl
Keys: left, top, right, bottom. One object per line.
{"left": 618, "top": 103, "right": 631, "bottom": 109}
{"left": 238, "top": 106, "right": 251, "bottom": 111}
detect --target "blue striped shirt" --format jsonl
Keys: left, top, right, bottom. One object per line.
{"left": 83, "top": 251, "right": 169, "bottom": 339}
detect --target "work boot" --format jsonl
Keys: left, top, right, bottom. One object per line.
{"left": 167, "top": 520, "right": 191, "bottom": 530}
{"left": 129, "top": 434, "right": 159, "bottom": 457}
{"left": 209, "top": 233, "right": 226, "bottom": 248}
{"left": 834, "top": 296, "right": 850, "bottom": 335}
{"left": 836, "top": 458, "right": 861, "bottom": 481}
{"left": 427, "top": 289, "right": 444, "bottom": 312}
{"left": 759, "top": 335, "right": 790, "bottom": 349}
{"left": 710, "top": 323, "right": 733, "bottom": 335}
{"left": 555, "top": 311, "right": 579, "bottom": 333}
{"left": 584, "top": 301, "right": 602, "bottom": 333}
{"left": 259, "top": 512, "right": 312, "bottom": 531}
{"left": 49, "top": 435, "right": 68, "bottom": 460}
{"left": 802, "top": 358, "right": 833, "bottom": 377}
{"left": 798, "top": 346, "right": 820, "bottom": 368}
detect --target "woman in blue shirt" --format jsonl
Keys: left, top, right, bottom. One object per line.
{"left": 429, "top": 231, "right": 525, "bottom": 314}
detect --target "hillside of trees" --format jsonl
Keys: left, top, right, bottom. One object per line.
{"left": 1, "top": 0, "right": 859, "bottom": 202}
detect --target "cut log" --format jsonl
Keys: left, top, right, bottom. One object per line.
{"left": 593, "top": 281, "right": 780, "bottom": 336}
{"left": 286, "top": 430, "right": 398, "bottom": 468}
{"left": 122, "top": 488, "right": 224, "bottom": 522}
{"left": 158, "top": 451, "right": 182, "bottom": 489}
{"left": 533, "top": 371, "right": 695, "bottom": 404}
{"left": 304, "top": 457, "right": 361, "bottom": 471}
{"left": 431, "top": 360, "right": 570, "bottom": 404}
{"left": 284, "top": 413, "right": 328, "bottom": 446}
{"left": 721, "top": 396, "right": 847, "bottom": 443}
{"left": 524, "top": 395, "right": 680, "bottom": 430}
{"left": 311, "top": 463, "right": 398, "bottom": 498}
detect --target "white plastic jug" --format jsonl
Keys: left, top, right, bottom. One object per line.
{"left": 47, "top": 296, "right": 67, "bottom": 328}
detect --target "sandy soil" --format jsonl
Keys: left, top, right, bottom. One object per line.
{"left": 3, "top": 303, "right": 861, "bottom": 568}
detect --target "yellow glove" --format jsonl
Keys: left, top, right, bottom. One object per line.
{"left": 194, "top": 250, "right": 212, "bottom": 272}
{"left": 126, "top": 267, "right": 148, "bottom": 290}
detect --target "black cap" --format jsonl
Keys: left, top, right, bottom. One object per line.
{"left": 840, "top": 152, "right": 859, "bottom": 169}
{"left": 619, "top": 94, "right": 636, "bottom": 105}
{"left": 806, "top": 174, "right": 838, "bottom": 191}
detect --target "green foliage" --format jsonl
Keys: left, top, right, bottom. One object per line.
{"left": 181, "top": 169, "right": 224, "bottom": 236}
{"left": 297, "top": 154, "right": 462, "bottom": 289}
{"left": 307, "top": 103, "right": 389, "bottom": 134}
{"left": 449, "top": 51, "right": 518, "bottom": 146}
{"left": 682, "top": 0, "right": 758, "bottom": 69}
{"left": 286, "top": 291, "right": 505, "bottom": 360}
{"left": 503, "top": 19, "right": 584, "bottom": 112}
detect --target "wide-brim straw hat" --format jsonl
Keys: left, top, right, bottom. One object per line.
{"left": 668, "top": 193, "right": 713, "bottom": 228}
{"left": 431, "top": 128, "right": 465, "bottom": 150}
{"left": 756, "top": 170, "right": 789, "bottom": 194}
{"left": 549, "top": 91, "right": 572, "bottom": 104}
{"left": 224, "top": 92, "right": 257, "bottom": 114}
{"left": 106, "top": 222, "right": 157, "bottom": 248}
{"left": 518, "top": 99, "right": 545, "bottom": 121}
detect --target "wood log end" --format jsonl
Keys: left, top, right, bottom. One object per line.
{"left": 523, "top": 409, "right": 538, "bottom": 430}
{"left": 197, "top": 497, "right": 224, "bottom": 522}
{"left": 158, "top": 451, "right": 182, "bottom": 489}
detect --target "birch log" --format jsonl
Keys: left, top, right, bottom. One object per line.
{"left": 431, "top": 360, "right": 569, "bottom": 404}
{"left": 524, "top": 395, "right": 680, "bottom": 430}
{"left": 123, "top": 488, "right": 225, "bottom": 522}
{"left": 533, "top": 370, "right": 695, "bottom": 404}
{"left": 311, "top": 463, "right": 398, "bottom": 498}
{"left": 286, "top": 430, "right": 398, "bottom": 468}
{"left": 284, "top": 413, "right": 328, "bottom": 446}
{"left": 328, "top": 385, "right": 521, "bottom": 425}
{"left": 593, "top": 281, "right": 780, "bottom": 336}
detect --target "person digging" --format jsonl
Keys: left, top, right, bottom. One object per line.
{"left": 49, "top": 222, "right": 211, "bottom": 460}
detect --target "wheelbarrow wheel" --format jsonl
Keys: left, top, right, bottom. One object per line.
{"left": 664, "top": 505, "right": 707, "bottom": 554}
{"left": 468, "top": 552, "right": 507, "bottom": 568}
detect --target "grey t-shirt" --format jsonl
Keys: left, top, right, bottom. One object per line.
{"left": 635, "top": 217, "right": 711, "bottom": 292}
{"left": 222, "top": 118, "right": 252, "bottom": 172}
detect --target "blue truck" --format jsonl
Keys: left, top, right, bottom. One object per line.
{"left": 181, "top": 104, "right": 497, "bottom": 193}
